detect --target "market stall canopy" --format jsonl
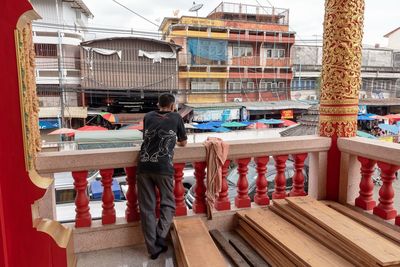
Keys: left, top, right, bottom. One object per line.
{"left": 77, "top": 125, "right": 108, "bottom": 131}
{"left": 48, "top": 128, "right": 77, "bottom": 135}
{"left": 282, "top": 120, "right": 297, "bottom": 127}
{"left": 39, "top": 119, "right": 59, "bottom": 130}
{"left": 100, "top": 112, "right": 118, "bottom": 123}
{"left": 75, "top": 130, "right": 142, "bottom": 149}
{"left": 357, "top": 115, "right": 375, "bottom": 121}
{"left": 258, "top": 119, "right": 283, "bottom": 124}
{"left": 184, "top": 123, "right": 196, "bottom": 129}
{"left": 247, "top": 122, "right": 267, "bottom": 129}
{"left": 378, "top": 124, "right": 399, "bottom": 135}
{"left": 356, "top": 131, "right": 377, "bottom": 139}
{"left": 221, "top": 121, "right": 247, "bottom": 128}
{"left": 211, "top": 127, "right": 231, "bottom": 133}
{"left": 194, "top": 123, "right": 216, "bottom": 130}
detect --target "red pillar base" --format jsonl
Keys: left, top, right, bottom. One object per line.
{"left": 235, "top": 197, "right": 251, "bottom": 208}
{"left": 254, "top": 195, "right": 270, "bottom": 206}
{"left": 355, "top": 198, "right": 376, "bottom": 211}
{"left": 175, "top": 206, "right": 188, "bottom": 217}
{"left": 215, "top": 201, "right": 231, "bottom": 211}
{"left": 193, "top": 203, "right": 207, "bottom": 214}
{"left": 373, "top": 206, "right": 397, "bottom": 220}
{"left": 396, "top": 216, "right": 400, "bottom": 226}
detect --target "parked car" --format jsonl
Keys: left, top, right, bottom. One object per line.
{"left": 54, "top": 170, "right": 99, "bottom": 203}
{"left": 185, "top": 157, "right": 309, "bottom": 209}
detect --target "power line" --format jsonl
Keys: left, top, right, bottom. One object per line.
{"left": 111, "top": 0, "right": 160, "bottom": 28}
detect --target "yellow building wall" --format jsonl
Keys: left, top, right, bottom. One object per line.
{"left": 171, "top": 30, "right": 228, "bottom": 39}
{"left": 187, "top": 94, "right": 224, "bottom": 104}
{"left": 179, "top": 71, "right": 228, "bottom": 79}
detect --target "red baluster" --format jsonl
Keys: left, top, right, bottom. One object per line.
{"left": 193, "top": 162, "right": 207, "bottom": 214}
{"left": 124, "top": 167, "right": 140, "bottom": 222}
{"left": 174, "top": 163, "right": 187, "bottom": 216}
{"left": 235, "top": 158, "right": 251, "bottom": 208}
{"left": 272, "top": 155, "right": 288, "bottom": 199}
{"left": 289, "top": 153, "right": 308, "bottom": 197}
{"left": 354, "top": 157, "right": 377, "bottom": 210}
{"left": 100, "top": 169, "right": 116, "bottom": 224}
{"left": 254, "top": 156, "right": 270, "bottom": 205}
{"left": 215, "top": 160, "right": 231, "bottom": 211}
{"left": 155, "top": 187, "right": 160, "bottom": 218}
{"left": 373, "top": 162, "right": 399, "bottom": 220}
{"left": 72, "top": 171, "right": 91, "bottom": 227}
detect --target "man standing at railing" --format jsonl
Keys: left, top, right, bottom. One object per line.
{"left": 137, "top": 93, "right": 187, "bottom": 260}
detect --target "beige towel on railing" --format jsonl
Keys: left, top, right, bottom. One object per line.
{"left": 203, "top": 137, "right": 229, "bottom": 219}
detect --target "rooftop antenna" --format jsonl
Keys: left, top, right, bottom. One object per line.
{"left": 189, "top": 2, "right": 203, "bottom": 17}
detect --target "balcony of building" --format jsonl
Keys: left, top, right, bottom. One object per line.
{"left": 207, "top": 2, "right": 289, "bottom": 26}
{"left": 32, "top": 135, "right": 400, "bottom": 266}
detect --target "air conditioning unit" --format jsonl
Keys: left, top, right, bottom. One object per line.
{"left": 233, "top": 98, "right": 243, "bottom": 102}
{"left": 308, "top": 95, "right": 317, "bottom": 100}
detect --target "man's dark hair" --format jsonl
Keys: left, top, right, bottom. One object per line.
{"left": 158, "top": 93, "right": 175, "bottom": 108}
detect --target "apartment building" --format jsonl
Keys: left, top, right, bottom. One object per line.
{"left": 31, "top": 0, "right": 93, "bottom": 129}
{"left": 160, "top": 2, "right": 295, "bottom": 104}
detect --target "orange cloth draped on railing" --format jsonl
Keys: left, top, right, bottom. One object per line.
{"left": 203, "top": 137, "right": 229, "bottom": 219}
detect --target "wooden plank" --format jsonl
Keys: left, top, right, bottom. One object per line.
{"left": 322, "top": 201, "right": 400, "bottom": 244}
{"left": 287, "top": 196, "right": 400, "bottom": 266}
{"left": 209, "top": 230, "right": 250, "bottom": 267}
{"left": 271, "top": 199, "right": 375, "bottom": 267}
{"left": 239, "top": 209, "right": 353, "bottom": 267}
{"left": 237, "top": 219, "right": 296, "bottom": 267}
{"left": 173, "top": 218, "right": 227, "bottom": 267}
{"left": 170, "top": 226, "right": 187, "bottom": 267}
{"left": 228, "top": 232, "right": 270, "bottom": 267}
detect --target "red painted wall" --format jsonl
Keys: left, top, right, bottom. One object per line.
{"left": 0, "top": 1, "right": 67, "bottom": 266}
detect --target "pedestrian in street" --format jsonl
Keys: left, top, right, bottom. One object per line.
{"left": 136, "top": 93, "right": 187, "bottom": 260}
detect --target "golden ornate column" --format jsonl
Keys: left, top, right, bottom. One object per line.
{"left": 319, "top": 0, "right": 365, "bottom": 199}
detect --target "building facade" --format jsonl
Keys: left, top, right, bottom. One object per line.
{"left": 160, "top": 2, "right": 295, "bottom": 104}
{"left": 385, "top": 27, "right": 400, "bottom": 50}
{"left": 31, "top": 0, "right": 93, "bottom": 129}
{"left": 80, "top": 37, "right": 181, "bottom": 113}
{"left": 291, "top": 44, "right": 400, "bottom": 105}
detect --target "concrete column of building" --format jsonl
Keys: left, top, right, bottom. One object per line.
{"left": 319, "top": 0, "right": 365, "bottom": 200}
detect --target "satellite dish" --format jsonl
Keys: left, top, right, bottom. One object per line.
{"left": 189, "top": 2, "right": 203, "bottom": 16}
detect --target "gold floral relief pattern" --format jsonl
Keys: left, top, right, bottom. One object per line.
{"left": 319, "top": 0, "right": 365, "bottom": 138}
{"left": 16, "top": 24, "right": 41, "bottom": 170}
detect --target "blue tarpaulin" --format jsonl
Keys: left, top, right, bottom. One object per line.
{"left": 39, "top": 119, "right": 59, "bottom": 130}
{"left": 188, "top": 38, "right": 228, "bottom": 64}
{"left": 211, "top": 127, "right": 231, "bottom": 133}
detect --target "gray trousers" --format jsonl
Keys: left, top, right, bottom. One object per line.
{"left": 137, "top": 172, "right": 176, "bottom": 255}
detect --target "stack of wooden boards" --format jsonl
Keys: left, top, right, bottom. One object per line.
{"left": 171, "top": 218, "right": 227, "bottom": 267}
{"left": 237, "top": 196, "right": 400, "bottom": 267}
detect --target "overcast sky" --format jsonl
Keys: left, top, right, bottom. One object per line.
{"left": 82, "top": 0, "right": 399, "bottom": 46}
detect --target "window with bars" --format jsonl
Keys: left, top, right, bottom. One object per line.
{"left": 191, "top": 81, "right": 220, "bottom": 93}
{"left": 232, "top": 45, "right": 253, "bottom": 57}
{"left": 228, "top": 82, "right": 242, "bottom": 93}
{"left": 265, "top": 49, "right": 286, "bottom": 59}
{"left": 34, "top": 44, "right": 58, "bottom": 57}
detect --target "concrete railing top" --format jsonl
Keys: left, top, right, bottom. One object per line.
{"left": 338, "top": 137, "right": 400, "bottom": 166}
{"left": 36, "top": 136, "right": 331, "bottom": 174}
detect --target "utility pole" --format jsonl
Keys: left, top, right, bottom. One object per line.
{"left": 55, "top": 0, "right": 65, "bottom": 128}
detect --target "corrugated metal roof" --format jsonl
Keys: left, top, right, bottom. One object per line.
{"left": 185, "top": 100, "right": 311, "bottom": 111}
{"left": 81, "top": 37, "right": 182, "bottom": 51}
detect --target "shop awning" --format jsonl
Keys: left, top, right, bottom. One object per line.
{"left": 39, "top": 119, "right": 59, "bottom": 130}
